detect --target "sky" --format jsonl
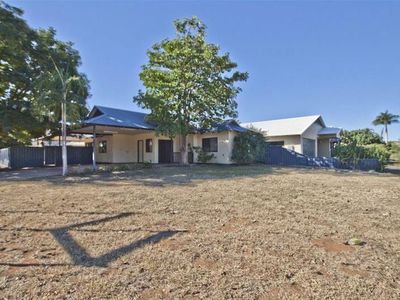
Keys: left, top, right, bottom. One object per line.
{"left": 9, "top": 0, "right": 400, "bottom": 140}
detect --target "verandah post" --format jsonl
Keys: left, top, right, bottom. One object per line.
{"left": 92, "top": 125, "right": 97, "bottom": 171}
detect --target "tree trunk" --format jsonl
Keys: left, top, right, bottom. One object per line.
{"left": 61, "top": 99, "right": 68, "bottom": 176}
{"left": 384, "top": 124, "right": 389, "bottom": 144}
{"left": 180, "top": 134, "right": 188, "bottom": 164}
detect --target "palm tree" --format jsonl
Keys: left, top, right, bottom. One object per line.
{"left": 37, "top": 57, "right": 88, "bottom": 176}
{"left": 372, "top": 110, "right": 399, "bottom": 143}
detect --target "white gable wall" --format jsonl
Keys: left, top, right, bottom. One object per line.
{"left": 301, "top": 121, "right": 324, "bottom": 157}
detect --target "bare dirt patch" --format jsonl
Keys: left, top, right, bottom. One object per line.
{"left": 312, "top": 237, "right": 354, "bottom": 253}
{"left": 0, "top": 165, "right": 399, "bottom": 299}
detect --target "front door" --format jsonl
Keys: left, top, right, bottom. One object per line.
{"left": 137, "top": 140, "right": 144, "bottom": 162}
{"left": 158, "top": 140, "right": 173, "bottom": 163}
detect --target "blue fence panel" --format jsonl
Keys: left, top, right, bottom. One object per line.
{"left": 67, "top": 147, "right": 93, "bottom": 165}
{"left": 10, "top": 147, "right": 44, "bottom": 169}
{"left": 357, "top": 159, "right": 381, "bottom": 171}
{"left": 265, "top": 145, "right": 380, "bottom": 171}
{"left": 1, "top": 146, "right": 93, "bottom": 169}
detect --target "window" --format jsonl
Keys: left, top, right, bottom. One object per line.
{"left": 98, "top": 140, "right": 107, "bottom": 153}
{"left": 202, "top": 137, "right": 218, "bottom": 152}
{"left": 145, "top": 139, "right": 153, "bottom": 153}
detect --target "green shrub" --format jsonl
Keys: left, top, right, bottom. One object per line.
{"left": 332, "top": 142, "right": 366, "bottom": 162}
{"left": 333, "top": 142, "right": 390, "bottom": 171}
{"left": 193, "top": 146, "right": 215, "bottom": 163}
{"left": 231, "top": 128, "right": 266, "bottom": 164}
{"left": 364, "top": 144, "right": 391, "bottom": 169}
{"left": 332, "top": 128, "right": 390, "bottom": 171}
{"left": 340, "top": 129, "right": 383, "bottom": 145}
{"left": 143, "top": 161, "right": 153, "bottom": 169}
{"left": 388, "top": 142, "right": 400, "bottom": 162}
{"left": 113, "top": 164, "right": 130, "bottom": 171}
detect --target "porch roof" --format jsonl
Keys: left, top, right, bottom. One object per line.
{"left": 71, "top": 125, "right": 151, "bottom": 135}
{"left": 318, "top": 127, "right": 341, "bottom": 136}
{"left": 84, "top": 106, "right": 156, "bottom": 130}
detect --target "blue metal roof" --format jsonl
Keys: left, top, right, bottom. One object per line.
{"left": 212, "top": 120, "right": 248, "bottom": 133}
{"left": 84, "top": 106, "right": 156, "bottom": 130}
{"left": 84, "top": 106, "right": 248, "bottom": 133}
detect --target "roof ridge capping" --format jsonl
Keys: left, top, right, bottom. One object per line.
{"left": 93, "top": 105, "right": 148, "bottom": 116}
{"left": 242, "top": 114, "right": 322, "bottom": 124}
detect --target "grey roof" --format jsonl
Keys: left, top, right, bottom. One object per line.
{"left": 242, "top": 115, "right": 325, "bottom": 136}
{"left": 84, "top": 106, "right": 247, "bottom": 133}
{"left": 84, "top": 106, "right": 156, "bottom": 130}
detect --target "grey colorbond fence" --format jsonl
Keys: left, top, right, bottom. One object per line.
{"left": 0, "top": 146, "right": 93, "bottom": 169}
{"left": 265, "top": 145, "right": 380, "bottom": 171}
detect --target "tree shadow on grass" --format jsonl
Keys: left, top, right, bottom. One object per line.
{"left": 0, "top": 212, "right": 186, "bottom": 268}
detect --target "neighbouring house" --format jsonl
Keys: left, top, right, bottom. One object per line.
{"left": 74, "top": 106, "right": 248, "bottom": 164}
{"left": 242, "top": 115, "right": 341, "bottom": 157}
{"left": 31, "top": 135, "right": 93, "bottom": 147}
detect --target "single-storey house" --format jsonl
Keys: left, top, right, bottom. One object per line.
{"left": 75, "top": 106, "right": 341, "bottom": 166}
{"left": 74, "top": 106, "right": 247, "bottom": 165}
{"left": 242, "top": 115, "right": 341, "bottom": 157}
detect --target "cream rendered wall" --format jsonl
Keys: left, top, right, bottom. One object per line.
{"left": 192, "top": 131, "right": 236, "bottom": 164}
{"left": 318, "top": 138, "right": 331, "bottom": 157}
{"left": 111, "top": 134, "right": 136, "bottom": 163}
{"left": 133, "top": 132, "right": 182, "bottom": 163}
{"left": 96, "top": 131, "right": 236, "bottom": 164}
{"left": 96, "top": 135, "right": 114, "bottom": 163}
{"left": 131, "top": 132, "right": 159, "bottom": 163}
{"left": 95, "top": 131, "right": 158, "bottom": 163}
{"left": 267, "top": 135, "right": 302, "bottom": 153}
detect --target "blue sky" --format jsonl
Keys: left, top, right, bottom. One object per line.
{"left": 9, "top": 0, "right": 400, "bottom": 140}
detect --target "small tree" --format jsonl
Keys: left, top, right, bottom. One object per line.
{"left": 134, "top": 17, "right": 248, "bottom": 164}
{"left": 231, "top": 128, "right": 266, "bottom": 164}
{"left": 373, "top": 110, "right": 399, "bottom": 143}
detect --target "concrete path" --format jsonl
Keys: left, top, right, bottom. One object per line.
{"left": 0, "top": 167, "right": 64, "bottom": 181}
{"left": 0, "top": 165, "right": 91, "bottom": 181}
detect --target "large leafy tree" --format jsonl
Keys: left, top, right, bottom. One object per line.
{"left": 373, "top": 110, "right": 399, "bottom": 143}
{"left": 0, "top": 1, "right": 89, "bottom": 148}
{"left": 0, "top": 1, "right": 42, "bottom": 147}
{"left": 134, "top": 17, "right": 248, "bottom": 164}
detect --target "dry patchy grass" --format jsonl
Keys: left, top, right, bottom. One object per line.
{"left": 0, "top": 165, "right": 399, "bottom": 299}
